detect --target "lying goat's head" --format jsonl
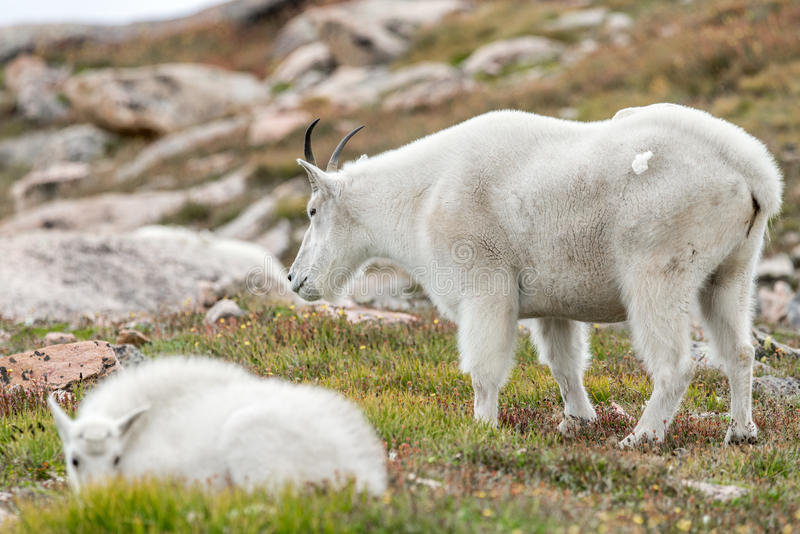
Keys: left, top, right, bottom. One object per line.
{"left": 48, "top": 395, "right": 148, "bottom": 491}
{"left": 289, "top": 119, "right": 367, "bottom": 301}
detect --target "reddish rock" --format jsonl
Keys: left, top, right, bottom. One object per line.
{"left": 44, "top": 331, "right": 77, "bottom": 345}
{"left": 116, "top": 329, "right": 151, "bottom": 347}
{"left": 1, "top": 341, "right": 118, "bottom": 391}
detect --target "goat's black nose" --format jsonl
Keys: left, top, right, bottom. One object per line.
{"left": 287, "top": 273, "right": 293, "bottom": 282}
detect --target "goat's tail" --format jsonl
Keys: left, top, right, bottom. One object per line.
{"left": 743, "top": 140, "right": 782, "bottom": 240}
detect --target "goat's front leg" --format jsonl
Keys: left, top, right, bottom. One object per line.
{"left": 457, "top": 295, "right": 519, "bottom": 425}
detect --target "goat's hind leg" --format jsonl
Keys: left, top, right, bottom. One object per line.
{"left": 699, "top": 245, "right": 760, "bottom": 445}
{"left": 620, "top": 272, "right": 694, "bottom": 447}
{"left": 528, "top": 318, "right": 596, "bottom": 436}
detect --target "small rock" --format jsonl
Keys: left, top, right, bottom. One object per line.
{"left": 269, "top": 42, "right": 334, "bottom": 88}
{"left": 558, "top": 107, "right": 579, "bottom": 120}
{"left": 313, "top": 304, "right": 417, "bottom": 325}
{"left": 692, "top": 338, "right": 775, "bottom": 373}
{"left": 752, "top": 329, "right": 800, "bottom": 359}
{"left": 682, "top": 480, "right": 747, "bottom": 502}
{"left": 780, "top": 231, "right": 800, "bottom": 249}
{"left": 756, "top": 280, "right": 793, "bottom": 324}
{"left": 604, "top": 12, "right": 634, "bottom": 33}
{"left": 115, "top": 329, "right": 150, "bottom": 347}
{"left": 248, "top": 106, "right": 312, "bottom": 146}
{"left": 185, "top": 152, "right": 237, "bottom": 177}
{"left": 205, "top": 299, "right": 245, "bottom": 324}
{"left": 406, "top": 472, "right": 443, "bottom": 489}
{"left": 1, "top": 341, "right": 118, "bottom": 391}
{"left": 756, "top": 253, "right": 795, "bottom": 282}
{"left": 112, "top": 344, "right": 148, "bottom": 367}
{"left": 753, "top": 375, "right": 800, "bottom": 398}
{"left": 44, "top": 332, "right": 77, "bottom": 345}
{"left": 462, "top": 36, "right": 564, "bottom": 77}
{"left": 10, "top": 162, "right": 92, "bottom": 212}
{"left": 609, "top": 401, "right": 633, "bottom": 421}
{"left": 547, "top": 7, "right": 609, "bottom": 31}
{"left": 689, "top": 412, "right": 726, "bottom": 420}
{"left": 790, "top": 243, "right": 800, "bottom": 266}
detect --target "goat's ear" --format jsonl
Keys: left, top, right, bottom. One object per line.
{"left": 48, "top": 394, "right": 73, "bottom": 442}
{"left": 297, "top": 159, "right": 334, "bottom": 195}
{"left": 115, "top": 405, "right": 149, "bottom": 437}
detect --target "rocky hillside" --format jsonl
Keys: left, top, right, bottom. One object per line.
{"left": 0, "top": 0, "right": 799, "bottom": 325}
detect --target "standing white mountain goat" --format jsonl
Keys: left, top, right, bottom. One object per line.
{"left": 288, "top": 104, "right": 782, "bottom": 447}
{"left": 48, "top": 356, "right": 387, "bottom": 493}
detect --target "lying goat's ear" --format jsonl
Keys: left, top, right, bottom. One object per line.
{"left": 48, "top": 394, "right": 73, "bottom": 441}
{"left": 116, "top": 406, "right": 149, "bottom": 437}
{"left": 297, "top": 159, "right": 336, "bottom": 195}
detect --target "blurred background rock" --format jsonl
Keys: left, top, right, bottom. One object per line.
{"left": 0, "top": 0, "right": 798, "bottom": 327}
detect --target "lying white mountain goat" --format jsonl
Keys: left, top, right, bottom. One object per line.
{"left": 288, "top": 104, "right": 782, "bottom": 447}
{"left": 48, "top": 356, "right": 387, "bottom": 493}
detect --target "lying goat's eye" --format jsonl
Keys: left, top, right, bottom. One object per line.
{"left": 113, "top": 456, "right": 121, "bottom": 467}
{"left": 71, "top": 457, "right": 79, "bottom": 468}
{"left": 309, "top": 208, "right": 317, "bottom": 217}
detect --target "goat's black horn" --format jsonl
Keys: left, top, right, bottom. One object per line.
{"left": 304, "top": 118, "right": 320, "bottom": 166}
{"left": 327, "top": 126, "right": 364, "bottom": 172}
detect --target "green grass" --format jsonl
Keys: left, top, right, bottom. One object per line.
{"left": 2, "top": 303, "right": 800, "bottom": 532}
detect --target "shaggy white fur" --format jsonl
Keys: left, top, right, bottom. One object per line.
{"left": 288, "top": 103, "right": 782, "bottom": 447}
{"left": 48, "top": 356, "right": 387, "bottom": 493}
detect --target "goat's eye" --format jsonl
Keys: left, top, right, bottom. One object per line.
{"left": 309, "top": 208, "right": 317, "bottom": 217}
{"left": 71, "top": 457, "right": 79, "bottom": 468}
{"left": 113, "top": 456, "right": 121, "bottom": 467}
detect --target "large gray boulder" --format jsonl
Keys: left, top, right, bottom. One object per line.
{"left": 0, "top": 165, "right": 252, "bottom": 234}
{"left": 0, "top": 226, "right": 294, "bottom": 322}
{"left": 275, "top": 0, "right": 467, "bottom": 66}
{"left": 269, "top": 42, "right": 335, "bottom": 90}
{"left": 3, "top": 54, "right": 70, "bottom": 123}
{"left": 461, "top": 36, "right": 564, "bottom": 77}
{"left": 307, "top": 62, "right": 471, "bottom": 111}
{"left": 63, "top": 64, "right": 270, "bottom": 135}
{"left": 0, "top": 124, "right": 113, "bottom": 169}
{"left": 116, "top": 116, "right": 250, "bottom": 181}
